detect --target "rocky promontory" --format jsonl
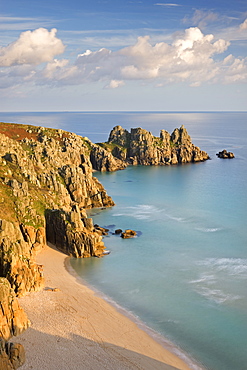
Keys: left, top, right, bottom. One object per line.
{"left": 93, "top": 125, "right": 209, "bottom": 170}
{"left": 0, "top": 121, "right": 115, "bottom": 367}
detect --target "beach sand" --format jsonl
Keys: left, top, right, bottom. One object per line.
{"left": 16, "top": 244, "right": 193, "bottom": 370}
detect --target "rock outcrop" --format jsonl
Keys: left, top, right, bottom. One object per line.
{"left": 90, "top": 144, "right": 127, "bottom": 172}
{"left": 216, "top": 149, "right": 234, "bottom": 158}
{"left": 94, "top": 125, "right": 209, "bottom": 170}
{"left": 0, "top": 339, "right": 25, "bottom": 370}
{"left": 0, "top": 220, "right": 45, "bottom": 297}
{"left": 0, "top": 123, "right": 114, "bottom": 296}
{"left": 0, "top": 278, "right": 28, "bottom": 369}
{"left": 0, "top": 278, "right": 29, "bottom": 341}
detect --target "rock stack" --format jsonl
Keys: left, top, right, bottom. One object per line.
{"left": 91, "top": 125, "right": 209, "bottom": 170}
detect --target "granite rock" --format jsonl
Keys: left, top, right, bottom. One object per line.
{"left": 216, "top": 149, "right": 235, "bottom": 158}
{"left": 94, "top": 125, "right": 209, "bottom": 170}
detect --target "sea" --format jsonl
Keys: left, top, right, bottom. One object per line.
{"left": 1, "top": 111, "right": 247, "bottom": 370}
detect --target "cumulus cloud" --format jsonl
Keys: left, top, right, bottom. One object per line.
{"left": 240, "top": 18, "right": 247, "bottom": 30}
{"left": 105, "top": 80, "right": 125, "bottom": 89}
{"left": 0, "top": 26, "right": 247, "bottom": 90}
{"left": 0, "top": 28, "right": 65, "bottom": 66}
{"left": 45, "top": 27, "right": 231, "bottom": 86}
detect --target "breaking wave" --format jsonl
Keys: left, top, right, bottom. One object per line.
{"left": 195, "top": 227, "right": 223, "bottom": 233}
{"left": 194, "top": 286, "right": 242, "bottom": 304}
{"left": 113, "top": 204, "right": 186, "bottom": 222}
{"left": 197, "top": 258, "right": 247, "bottom": 277}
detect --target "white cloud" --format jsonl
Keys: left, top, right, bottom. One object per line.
{"left": 155, "top": 3, "right": 181, "bottom": 6}
{"left": 221, "top": 55, "right": 247, "bottom": 83}
{"left": 183, "top": 9, "right": 218, "bottom": 28}
{"left": 0, "top": 28, "right": 65, "bottom": 66}
{"left": 0, "top": 15, "right": 56, "bottom": 33}
{"left": 240, "top": 18, "right": 247, "bottom": 30}
{"left": 105, "top": 80, "right": 125, "bottom": 89}
{"left": 0, "top": 26, "right": 247, "bottom": 90}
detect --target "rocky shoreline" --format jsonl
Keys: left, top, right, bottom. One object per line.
{"left": 0, "top": 121, "right": 209, "bottom": 367}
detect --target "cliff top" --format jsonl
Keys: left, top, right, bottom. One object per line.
{"left": 0, "top": 121, "right": 69, "bottom": 143}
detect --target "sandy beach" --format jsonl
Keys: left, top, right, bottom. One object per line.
{"left": 15, "top": 244, "right": 193, "bottom": 370}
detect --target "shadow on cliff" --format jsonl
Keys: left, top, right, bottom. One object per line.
{"left": 16, "top": 327, "right": 185, "bottom": 370}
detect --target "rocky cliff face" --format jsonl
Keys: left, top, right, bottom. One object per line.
{"left": 0, "top": 122, "right": 114, "bottom": 297}
{"left": 90, "top": 144, "right": 127, "bottom": 172}
{"left": 94, "top": 125, "right": 209, "bottom": 169}
{"left": 0, "top": 121, "right": 116, "bottom": 367}
{"left": 0, "top": 278, "right": 28, "bottom": 369}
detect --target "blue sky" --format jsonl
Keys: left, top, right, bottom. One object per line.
{"left": 0, "top": 0, "right": 246, "bottom": 111}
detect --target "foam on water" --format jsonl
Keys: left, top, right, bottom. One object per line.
{"left": 113, "top": 204, "right": 187, "bottom": 223}
{"left": 195, "top": 227, "right": 223, "bottom": 233}
{"left": 194, "top": 287, "right": 242, "bottom": 304}
{"left": 197, "top": 258, "right": 247, "bottom": 277}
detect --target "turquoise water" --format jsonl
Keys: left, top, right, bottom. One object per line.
{"left": 1, "top": 111, "right": 247, "bottom": 370}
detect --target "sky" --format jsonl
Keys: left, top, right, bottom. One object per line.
{"left": 0, "top": 0, "right": 247, "bottom": 111}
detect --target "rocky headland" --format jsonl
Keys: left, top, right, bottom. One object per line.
{"left": 94, "top": 125, "right": 209, "bottom": 170}
{"left": 0, "top": 122, "right": 114, "bottom": 367}
{"left": 0, "top": 121, "right": 209, "bottom": 367}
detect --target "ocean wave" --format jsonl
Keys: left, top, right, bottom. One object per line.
{"left": 189, "top": 274, "right": 215, "bottom": 285}
{"left": 113, "top": 204, "right": 188, "bottom": 223}
{"left": 113, "top": 204, "right": 161, "bottom": 220}
{"left": 164, "top": 213, "right": 185, "bottom": 222}
{"left": 197, "top": 258, "right": 247, "bottom": 277}
{"left": 194, "top": 286, "right": 242, "bottom": 304}
{"left": 195, "top": 227, "right": 223, "bottom": 233}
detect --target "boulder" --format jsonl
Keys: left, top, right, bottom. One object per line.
{"left": 121, "top": 229, "right": 137, "bottom": 239}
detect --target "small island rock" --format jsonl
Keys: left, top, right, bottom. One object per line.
{"left": 216, "top": 150, "right": 235, "bottom": 159}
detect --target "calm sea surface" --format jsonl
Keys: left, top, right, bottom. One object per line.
{"left": 1, "top": 112, "right": 247, "bottom": 370}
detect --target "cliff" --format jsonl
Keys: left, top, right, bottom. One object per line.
{"left": 0, "top": 121, "right": 116, "bottom": 367}
{"left": 0, "top": 278, "right": 28, "bottom": 369}
{"left": 0, "top": 122, "right": 114, "bottom": 296}
{"left": 93, "top": 125, "right": 209, "bottom": 170}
